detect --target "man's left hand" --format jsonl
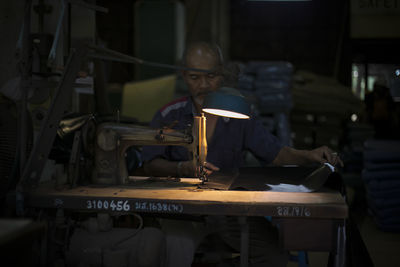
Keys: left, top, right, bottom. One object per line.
{"left": 308, "top": 146, "right": 343, "bottom": 167}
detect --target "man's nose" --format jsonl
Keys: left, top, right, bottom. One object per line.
{"left": 199, "top": 76, "right": 210, "bottom": 88}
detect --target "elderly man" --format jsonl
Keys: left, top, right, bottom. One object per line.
{"left": 141, "top": 41, "right": 342, "bottom": 267}
{"left": 142, "top": 41, "right": 341, "bottom": 178}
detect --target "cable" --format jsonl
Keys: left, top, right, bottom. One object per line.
{"left": 110, "top": 213, "right": 144, "bottom": 249}
{"left": 87, "top": 44, "right": 221, "bottom": 74}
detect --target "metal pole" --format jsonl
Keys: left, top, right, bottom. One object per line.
{"left": 334, "top": 220, "right": 347, "bottom": 267}
{"left": 238, "top": 216, "right": 249, "bottom": 267}
{"left": 19, "top": 0, "right": 32, "bottom": 177}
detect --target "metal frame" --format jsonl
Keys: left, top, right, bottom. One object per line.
{"left": 19, "top": 45, "right": 88, "bottom": 190}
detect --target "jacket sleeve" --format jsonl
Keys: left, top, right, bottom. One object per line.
{"left": 244, "top": 118, "right": 283, "bottom": 164}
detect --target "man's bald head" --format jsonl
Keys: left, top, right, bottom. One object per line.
{"left": 182, "top": 42, "right": 223, "bottom": 72}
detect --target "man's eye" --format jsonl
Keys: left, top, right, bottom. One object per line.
{"left": 207, "top": 73, "right": 215, "bottom": 79}
{"left": 190, "top": 75, "right": 198, "bottom": 80}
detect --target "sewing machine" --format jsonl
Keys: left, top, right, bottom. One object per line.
{"left": 18, "top": 45, "right": 239, "bottom": 190}
{"left": 93, "top": 114, "right": 208, "bottom": 185}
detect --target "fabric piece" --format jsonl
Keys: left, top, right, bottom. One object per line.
{"left": 364, "top": 162, "right": 400, "bottom": 171}
{"left": 160, "top": 219, "right": 209, "bottom": 267}
{"left": 362, "top": 169, "right": 400, "bottom": 192}
{"left": 364, "top": 150, "right": 400, "bottom": 163}
{"left": 266, "top": 184, "right": 312, "bottom": 193}
{"left": 266, "top": 163, "right": 333, "bottom": 192}
{"left": 220, "top": 165, "right": 331, "bottom": 192}
{"left": 67, "top": 227, "right": 165, "bottom": 267}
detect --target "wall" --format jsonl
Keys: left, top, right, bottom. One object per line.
{"left": 185, "top": 0, "right": 230, "bottom": 59}
{"left": 230, "top": 0, "right": 350, "bottom": 83}
{"left": 0, "top": 0, "right": 26, "bottom": 89}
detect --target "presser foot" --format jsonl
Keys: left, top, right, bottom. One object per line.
{"left": 198, "top": 166, "right": 208, "bottom": 185}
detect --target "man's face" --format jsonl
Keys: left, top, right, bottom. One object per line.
{"left": 182, "top": 53, "right": 223, "bottom": 106}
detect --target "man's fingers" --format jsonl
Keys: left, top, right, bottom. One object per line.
{"left": 311, "top": 146, "right": 344, "bottom": 168}
{"left": 319, "top": 146, "right": 333, "bottom": 163}
{"left": 204, "top": 162, "right": 220, "bottom": 171}
{"left": 204, "top": 169, "right": 214, "bottom": 176}
{"left": 328, "top": 151, "right": 336, "bottom": 164}
{"left": 327, "top": 152, "right": 344, "bottom": 167}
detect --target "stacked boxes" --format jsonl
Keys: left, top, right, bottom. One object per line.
{"left": 238, "top": 61, "right": 294, "bottom": 146}
{"left": 362, "top": 139, "right": 400, "bottom": 232}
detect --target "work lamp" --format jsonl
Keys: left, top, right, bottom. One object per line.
{"left": 202, "top": 87, "right": 251, "bottom": 119}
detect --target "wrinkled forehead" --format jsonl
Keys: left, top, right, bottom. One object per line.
{"left": 185, "top": 47, "right": 220, "bottom": 71}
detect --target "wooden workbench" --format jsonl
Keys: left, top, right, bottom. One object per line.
{"left": 26, "top": 184, "right": 347, "bottom": 219}
{"left": 25, "top": 173, "right": 348, "bottom": 267}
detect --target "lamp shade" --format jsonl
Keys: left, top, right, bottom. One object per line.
{"left": 202, "top": 87, "right": 250, "bottom": 119}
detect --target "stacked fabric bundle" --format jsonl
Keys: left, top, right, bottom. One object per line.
{"left": 246, "top": 61, "right": 293, "bottom": 114}
{"left": 362, "top": 139, "right": 400, "bottom": 232}
{"left": 238, "top": 61, "right": 294, "bottom": 146}
{"left": 342, "top": 122, "right": 375, "bottom": 173}
{"left": 289, "top": 71, "right": 364, "bottom": 151}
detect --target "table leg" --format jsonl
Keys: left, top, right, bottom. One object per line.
{"left": 238, "top": 216, "right": 249, "bottom": 267}
{"left": 333, "top": 221, "right": 346, "bottom": 267}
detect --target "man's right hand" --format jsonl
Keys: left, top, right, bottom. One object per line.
{"left": 181, "top": 161, "right": 220, "bottom": 177}
{"left": 144, "top": 158, "right": 219, "bottom": 178}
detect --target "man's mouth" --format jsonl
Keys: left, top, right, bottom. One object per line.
{"left": 196, "top": 91, "right": 211, "bottom": 97}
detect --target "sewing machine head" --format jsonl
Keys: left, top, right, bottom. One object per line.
{"left": 92, "top": 114, "right": 208, "bottom": 185}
